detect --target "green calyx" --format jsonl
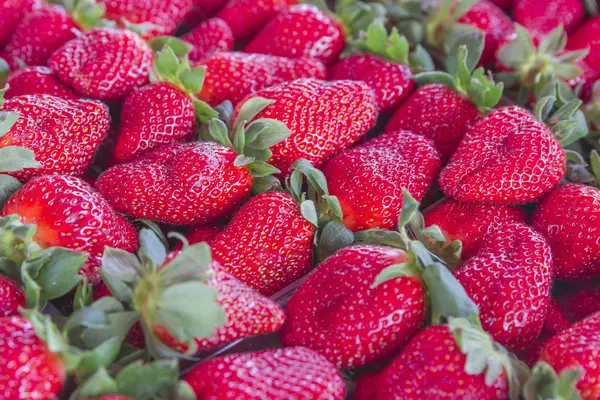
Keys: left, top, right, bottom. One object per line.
{"left": 415, "top": 35, "right": 504, "bottom": 113}
{"left": 449, "top": 317, "right": 531, "bottom": 400}
{"left": 0, "top": 58, "right": 9, "bottom": 86}
{"left": 523, "top": 361, "right": 583, "bottom": 400}
{"left": 424, "top": 0, "right": 480, "bottom": 50}
{"left": 309, "top": 0, "right": 386, "bottom": 37}
{"left": 60, "top": 0, "right": 107, "bottom": 30}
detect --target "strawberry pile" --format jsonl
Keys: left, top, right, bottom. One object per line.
{"left": 1, "top": 0, "right": 600, "bottom": 398}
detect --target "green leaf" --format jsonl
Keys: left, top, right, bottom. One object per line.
{"left": 290, "top": 159, "right": 329, "bottom": 195}
{"left": 79, "top": 368, "right": 119, "bottom": 397}
{"left": 138, "top": 228, "right": 167, "bottom": 267}
{"left": 557, "top": 48, "right": 590, "bottom": 64}
{"left": 564, "top": 149, "right": 586, "bottom": 165}
{"left": 444, "top": 26, "right": 484, "bottom": 73}
{"left": 300, "top": 200, "right": 318, "bottom": 226}
{"left": 372, "top": 262, "right": 419, "bottom": 287}
{"left": 137, "top": 219, "right": 168, "bottom": 248}
{"left": 534, "top": 96, "right": 556, "bottom": 122}
{"left": 74, "top": 278, "right": 93, "bottom": 311}
{"left": 252, "top": 175, "right": 280, "bottom": 194}
{"left": 148, "top": 36, "right": 193, "bottom": 56}
{"left": 554, "top": 63, "right": 583, "bottom": 80}
{"left": 100, "top": 269, "right": 135, "bottom": 304}
{"left": 353, "top": 229, "right": 406, "bottom": 249}
{"left": 409, "top": 44, "right": 435, "bottom": 73}
{"left": 247, "top": 160, "right": 279, "bottom": 177}
{"left": 0, "top": 59, "right": 9, "bottom": 86}
{"left": 323, "top": 194, "right": 343, "bottom": 220}
{"left": 0, "top": 175, "right": 21, "bottom": 209}
{"left": 365, "top": 19, "right": 388, "bottom": 55}
{"left": 101, "top": 247, "right": 140, "bottom": 283}
{"left": 192, "top": 97, "right": 218, "bottom": 123}
{"left": 414, "top": 71, "right": 457, "bottom": 90}
{"left": 451, "top": 0, "right": 479, "bottom": 20}
{"left": 154, "top": 46, "right": 179, "bottom": 81}
{"left": 36, "top": 247, "right": 85, "bottom": 300}
{"left": 75, "top": 337, "right": 123, "bottom": 379}
{"left": 0, "top": 146, "right": 42, "bottom": 172}
{"left": 234, "top": 154, "right": 255, "bottom": 167}
{"left": 180, "top": 66, "right": 206, "bottom": 94}
{"left": 115, "top": 360, "right": 179, "bottom": 399}
{"left": 317, "top": 222, "right": 354, "bottom": 261}
{"left": 81, "top": 310, "right": 138, "bottom": 349}
{"left": 553, "top": 99, "right": 583, "bottom": 121}
{"left": 591, "top": 150, "right": 600, "bottom": 187}
{"left": 66, "top": 304, "right": 105, "bottom": 332}
{"left": 159, "top": 242, "right": 213, "bottom": 284}
{"left": 206, "top": 118, "right": 233, "bottom": 148}
{"left": 386, "top": 28, "right": 409, "bottom": 65}
{"left": 245, "top": 118, "right": 291, "bottom": 150}
{"left": 0, "top": 111, "right": 19, "bottom": 137}
{"left": 234, "top": 97, "right": 275, "bottom": 132}
{"left": 538, "top": 25, "right": 566, "bottom": 56}
{"left": 398, "top": 188, "right": 420, "bottom": 229}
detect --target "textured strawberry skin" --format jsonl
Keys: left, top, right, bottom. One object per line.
{"left": 567, "top": 16, "right": 600, "bottom": 72}
{"left": 328, "top": 54, "right": 415, "bottom": 112}
{"left": 198, "top": 52, "right": 327, "bottom": 106}
{"left": 454, "top": 223, "right": 553, "bottom": 351}
{"left": 2, "top": 175, "right": 139, "bottom": 284}
{"left": 0, "top": 0, "right": 41, "bottom": 49}
{"left": 377, "top": 325, "right": 508, "bottom": 399}
{"left": 543, "top": 296, "right": 572, "bottom": 337}
{"left": 439, "top": 106, "right": 565, "bottom": 204}
{"left": 245, "top": 4, "right": 344, "bottom": 65}
{"left": 111, "top": 83, "right": 196, "bottom": 163}
{"left": 216, "top": 0, "right": 297, "bottom": 40}
{"left": 0, "top": 5, "right": 79, "bottom": 69}
{"left": 423, "top": 198, "right": 527, "bottom": 260}
{"left": 0, "top": 316, "right": 65, "bottom": 400}
{"left": 0, "top": 94, "right": 110, "bottom": 182}
{"left": 5, "top": 66, "right": 79, "bottom": 100}
{"left": 513, "top": 0, "right": 585, "bottom": 39}
{"left": 209, "top": 191, "right": 315, "bottom": 296}
{"left": 184, "top": 347, "right": 346, "bottom": 399}
{"left": 181, "top": 0, "right": 229, "bottom": 28}
{"left": 384, "top": 84, "right": 481, "bottom": 161}
{"left": 558, "top": 283, "right": 600, "bottom": 323}
{"left": 49, "top": 27, "right": 153, "bottom": 101}
{"left": 96, "top": 142, "right": 252, "bottom": 226}
{"left": 182, "top": 18, "right": 233, "bottom": 62}
{"left": 531, "top": 184, "right": 600, "bottom": 281}
{"left": 282, "top": 245, "right": 427, "bottom": 368}
{"left": 0, "top": 275, "right": 25, "bottom": 317}
{"left": 236, "top": 78, "right": 378, "bottom": 176}
{"left": 172, "top": 223, "right": 224, "bottom": 252}
{"left": 540, "top": 312, "right": 600, "bottom": 400}
{"left": 323, "top": 130, "right": 442, "bottom": 232}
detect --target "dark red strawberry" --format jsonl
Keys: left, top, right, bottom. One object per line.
{"left": 0, "top": 274, "right": 25, "bottom": 317}
{"left": 5, "top": 66, "right": 78, "bottom": 100}
{"left": 513, "top": 0, "right": 584, "bottom": 39}
{"left": 49, "top": 27, "right": 153, "bottom": 101}
{"left": 567, "top": 16, "right": 600, "bottom": 73}
{"left": 182, "top": 18, "right": 233, "bottom": 62}
{"left": 0, "top": 0, "right": 41, "bottom": 50}
{"left": 543, "top": 296, "right": 571, "bottom": 337}
{"left": 215, "top": 0, "right": 297, "bottom": 40}
{"left": 531, "top": 183, "right": 600, "bottom": 280}
{"left": 184, "top": 347, "right": 346, "bottom": 399}
{"left": 558, "top": 283, "right": 600, "bottom": 323}
{"left": 181, "top": 0, "right": 229, "bottom": 28}
{"left": 172, "top": 223, "right": 224, "bottom": 252}
{"left": 353, "top": 370, "right": 381, "bottom": 400}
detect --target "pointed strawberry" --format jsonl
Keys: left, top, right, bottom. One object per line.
{"left": 5, "top": 66, "right": 78, "bottom": 100}
{"left": 182, "top": 18, "right": 233, "bottom": 62}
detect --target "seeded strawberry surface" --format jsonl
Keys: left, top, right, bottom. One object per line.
{"left": 0, "top": 275, "right": 25, "bottom": 317}
{"left": 182, "top": 18, "right": 234, "bottom": 62}
{"left": 5, "top": 66, "right": 79, "bottom": 100}
{"left": 558, "top": 283, "right": 600, "bottom": 323}
{"left": 216, "top": 0, "right": 298, "bottom": 40}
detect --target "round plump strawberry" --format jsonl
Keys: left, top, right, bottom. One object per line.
{"left": 439, "top": 106, "right": 565, "bottom": 204}
{"left": 531, "top": 184, "right": 600, "bottom": 281}
{"left": 2, "top": 175, "right": 139, "bottom": 284}
{"left": 323, "top": 130, "right": 442, "bottom": 232}
{"left": 182, "top": 18, "right": 233, "bottom": 62}
{"left": 328, "top": 54, "right": 415, "bottom": 112}
{"left": 513, "top": 0, "right": 585, "bottom": 39}
{"left": 49, "top": 27, "right": 153, "bottom": 101}
{"left": 0, "top": 275, "right": 25, "bottom": 317}
{"left": 384, "top": 84, "right": 481, "bottom": 161}
{"left": 282, "top": 245, "right": 427, "bottom": 368}
{"left": 0, "top": 0, "right": 41, "bottom": 49}
{"left": 423, "top": 198, "right": 527, "bottom": 260}
{"left": 96, "top": 142, "right": 252, "bottom": 226}
{"left": 454, "top": 223, "right": 553, "bottom": 351}
{"left": 5, "top": 66, "right": 79, "bottom": 100}
{"left": 216, "top": 0, "right": 297, "bottom": 40}
{"left": 184, "top": 347, "right": 346, "bottom": 399}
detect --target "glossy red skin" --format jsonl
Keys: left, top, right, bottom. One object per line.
{"left": 182, "top": 18, "right": 234, "bottom": 62}
{"left": 172, "top": 223, "right": 224, "bottom": 251}
{"left": 0, "top": 94, "right": 110, "bottom": 182}
{"left": 323, "top": 131, "right": 442, "bottom": 232}
{"left": 440, "top": 106, "right": 565, "bottom": 204}
{"left": 543, "top": 296, "right": 572, "bottom": 337}
{"left": 0, "top": 275, "right": 25, "bottom": 317}
{"left": 245, "top": 4, "right": 344, "bottom": 65}
{"left": 567, "top": 16, "right": 600, "bottom": 72}
{"left": 384, "top": 84, "right": 481, "bottom": 161}
{"left": 487, "top": 0, "right": 514, "bottom": 10}
{"left": 98, "top": 0, "right": 194, "bottom": 39}
{"left": 2, "top": 175, "right": 139, "bottom": 284}
{"left": 513, "top": 0, "right": 585, "bottom": 39}
{"left": 282, "top": 245, "right": 426, "bottom": 368}
{"left": 531, "top": 184, "right": 600, "bottom": 280}
{"left": 558, "top": 283, "right": 600, "bottom": 323}
{"left": 236, "top": 78, "right": 378, "bottom": 176}
{"left": 49, "top": 27, "right": 153, "bottom": 101}
{"left": 454, "top": 223, "right": 552, "bottom": 351}
{"left": 0, "top": 5, "right": 79, "bottom": 69}
{"left": 0, "top": 316, "right": 65, "bottom": 400}
{"left": 540, "top": 312, "right": 600, "bottom": 399}
{"left": 210, "top": 191, "right": 315, "bottom": 296}
{"left": 197, "top": 52, "right": 327, "bottom": 107}
{"left": 96, "top": 142, "right": 252, "bottom": 226}
{"left": 181, "top": 0, "right": 229, "bottom": 28}
{"left": 111, "top": 83, "right": 195, "bottom": 163}
{"left": 328, "top": 54, "right": 415, "bottom": 112}
{"left": 354, "top": 370, "right": 381, "bottom": 400}
{"left": 423, "top": 198, "right": 527, "bottom": 260}
{"left": 458, "top": 0, "right": 514, "bottom": 66}
{"left": 5, "top": 66, "right": 78, "bottom": 100}
{"left": 377, "top": 325, "right": 508, "bottom": 399}
{"left": 0, "top": 0, "right": 41, "bottom": 49}
{"left": 184, "top": 347, "right": 346, "bottom": 399}
{"left": 216, "top": 0, "right": 297, "bottom": 40}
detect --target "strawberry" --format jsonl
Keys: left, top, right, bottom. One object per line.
{"left": 5, "top": 66, "right": 78, "bottom": 100}
{"left": 49, "top": 27, "right": 153, "bottom": 101}
{"left": 184, "top": 347, "right": 346, "bottom": 399}
{"left": 172, "top": 223, "right": 224, "bottom": 252}
{"left": 423, "top": 198, "right": 527, "bottom": 260}
{"left": 0, "top": 0, "right": 41, "bottom": 50}
{"left": 531, "top": 183, "right": 600, "bottom": 280}
{"left": 567, "top": 16, "right": 600, "bottom": 73}
{"left": 542, "top": 296, "right": 571, "bottom": 337}
{"left": 0, "top": 274, "right": 25, "bottom": 317}
{"left": 197, "top": 52, "right": 327, "bottom": 107}
{"left": 454, "top": 223, "right": 553, "bottom": 351}
{"left": 182, "top": 18, "right": 233, "bottom": 62}
{"left": 2, "top": 175, "right": 138, "bottom": 284}
{"left": 558, "top": 283, "right": 600, "bottom": 323}
{"left": 377, "top": 319, "right": 528, "bottom": 400}
{"left": 181, "top": 0, "right": 229, "bottom": 28}
{"left": 0, "top": 93, "right": 110, "bottom": 181}
{"left": 512, "top": 0, "right": 585, "bottom": 39}
{"left": 233, "top": 78, "right": 378, "bottom": 176}
{"left": 323, "top": 130, "right": 442, "bottom": 232}
{"left": 488, "top": 0, "right": 513, "bottom": 10}
{"left": 439, "top": 106, "right": 565, "bottom": 203}
{"left": 215, "top": 0, "right": 297, "bottom": 41}
{"left": 353, "top": 370, "right": 381, "bottom": 400}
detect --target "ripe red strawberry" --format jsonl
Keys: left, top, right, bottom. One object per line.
{"left": 542, "top": 296, "right": 571, "bottom": 337}
{"left": 181, "top": 0, "right": 229, "bottom": 28}
{"left": 0, "top": 94, "right": 110, "bottom": 181}
{"left": 83, "top": 397, "right": 131, "bottom": 400}
{"left": 2, "top": 175, "right": 138, "bottom": 284}
{"left": 531, "top": 183, "right": 600, "bottom": 280}
{"left": 439, "top": 106, "right": 565, "bottom": 203}
{"left": 0, "top": 0, "right": 41, "bottom": 50}
{"left": 513, "top": 0, "right": 585, "bottom": 39}
{"left": 215, "top": 0, "right": 297, "bottom": 41}
{"left": 184, "top": 347, "right": 346, "bottom": 399}
{"left": 234, "top": 78, "right": 377, "bottom": 176}
{"left": 567, "top": 16, "right": 600, "bottom": 73}
{"left": 423, "top": 198, "right": 527, "bottom": 260}
{"left": 454, "top": 223, "right": 553, "bottom": 351}
{"left": 353, "top": 370, "right": 381, "bottom": 400}
{"left": 172, "top": 223, "right": 224, "bottom": 252}
{"left": 558, "top": 283, "right": 600, "bottom": 323}
{"left": 0, "top": 274, "right": 25, "bottom": 317}
{"left": 323, "top": 130, "right": 442, "bottom": 232}
{"left": 5, "top": 66, "right": 78, "bottom": 100}
{"left": 198, "top": 52, "right": 326, "bottom": 107}
{"left": 182, "top": 18, "right": 234, "bottom": 62}
{"left": 49, "top": 27, "right": 153, "bottom": 101}
{"left": 377, "top": 319, "right": 528, "bottom": 399}
{"left": 488, "top": 0, "right": 513, "bottom": 10}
